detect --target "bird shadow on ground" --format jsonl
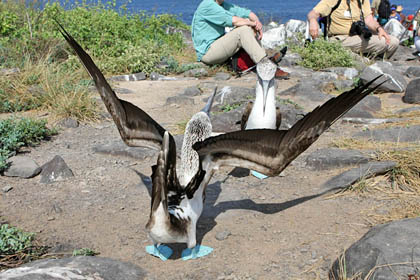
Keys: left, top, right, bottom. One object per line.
{"left": 132, "top": 170, "right": 327, "bottom": 259}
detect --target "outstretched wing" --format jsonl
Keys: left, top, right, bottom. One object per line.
{"left": 57, "top": 21, "right": 165, "bottom": 150}
{"left": 194, "top": 77, "right": 383, "bottom": 176}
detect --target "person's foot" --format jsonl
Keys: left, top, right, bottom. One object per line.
{"left": 275, "top": 68, "right": 290, "bottom": 80}
{"left": 270, "top": 52, "right": 284, "bottom": 64}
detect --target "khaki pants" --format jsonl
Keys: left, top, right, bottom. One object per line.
{"left": 330, "top": 34, "right": 399, "bottom": 58}
{"left": 201, "top": 26, "right": 266, "bottom": 65}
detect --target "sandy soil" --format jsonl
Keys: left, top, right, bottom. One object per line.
{"left": 0, "top": 73, "right": 413, "bottom": 279}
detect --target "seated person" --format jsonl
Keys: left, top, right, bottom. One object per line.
{"left": 389, "top": 5, "right": 401, "bottom": 21}
{"left": 191, "top": 0, "right": 289, "bottom": 79}
{"left": 396, "top": 5, "right": 405, "bottom": 23}
{"left": 307, "top": 0, "right": 399, "bottom": 58}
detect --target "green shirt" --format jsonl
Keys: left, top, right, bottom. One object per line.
{"left": 191, "top": 0, "right": 251, "bottom": 61}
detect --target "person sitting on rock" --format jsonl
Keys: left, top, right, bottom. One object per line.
{"left": 307, "top": 0, "right": 399, "bottom": 58}
{"left": 191, "top": 0, "right": 289, "bottom": 79}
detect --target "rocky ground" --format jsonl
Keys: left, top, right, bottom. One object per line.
{"left": 1, "top": 51, "right": 420, "bottom": 279}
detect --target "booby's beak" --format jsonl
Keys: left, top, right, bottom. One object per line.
{"left": 262, "top": 79, "right": 270, "bottom": 116}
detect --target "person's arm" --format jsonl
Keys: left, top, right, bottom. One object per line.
{"left": 248, "top": 12, "right": 263, "bottom": 39}
{"left": 364, "top": 14, "right": 391, "bottom": 44}
{"left": 307, "top": 9, "right": 321, "bottom": 39}
{"left": 232, "top": 16, "right": 257, "bottom": 28}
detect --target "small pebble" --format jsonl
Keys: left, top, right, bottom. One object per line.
{"left": 216, "top": 230, "right": 231, "bottom": 241}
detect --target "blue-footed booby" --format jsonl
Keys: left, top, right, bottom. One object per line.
{"left": 242, "top": 57, "right": 281, "bottom": 179}
{"left": 58, "top": 22, "right": 383, "bottom": 262}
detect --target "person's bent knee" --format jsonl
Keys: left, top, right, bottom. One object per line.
{"left": 236, "top": 25, "right": 254, "bottom": 35}
{"left": 388, "top": 35, "right": 399, "bottom": 49}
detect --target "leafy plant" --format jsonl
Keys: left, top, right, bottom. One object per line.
{"left": 0, "top": 117, "right": 55, "bottom": 172}
{"left": 0, "top": 224, "right": 34, "bottom": 255}
{"left": 290, "top": 39, "right": 354, "bottom": 70}
{"left": 72, "top": 248, "right": 98, "bottom": 256}
{"left": 221, "top": 103, "right": 241, "bottom": 112}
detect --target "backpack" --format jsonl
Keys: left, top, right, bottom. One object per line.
{"left": 319, "top": 0, "right": 342, "bottom": 38}
{"left": 378, "top": 0, "right": 391, "bottom": 19}
{"left": 231, "top": 49, "right": 255, "bottom": 72}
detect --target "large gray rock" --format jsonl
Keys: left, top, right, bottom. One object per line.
{"left": 214, "top": 86, "right": 254, "bottom": 105}
{"left": 279, "top": 53, "right": 302, "bottom": 67}
{"left": 279, "top": 80, "right": 331, "bottom": 102}
{"left": 166, "top": 95, "right": 195, "bottom": 105}
{"left": 93, "top": 140, "right": 157, "bottom": 160}
{"left": 306, "top": 148, "right": 371, "bottom": 171}
{"left": 355, "top": 125, "right": 420, "bottom": 142}
{"left": 344, "top": 95, "right": 382, "bottom": 118}
{"left": 261, "top": 24, "right": 286, "bottom": 49}
{"left": 276, "top": 103, "right": 305, "bottom": 129}
{"left": 330, "top": 218, "right": 420, "bottom": 279}
{"left": 325, "top": 67, "right": 359, "bottom": 80}
{"left": 0, "top": 256, "right": 146, "bottom": 280}
{"left": 181, "top": 86, "right": 202, "bottom": 97}
{"left": 321, "top": 161, "right": 396, "bottom": 191}
{"left": 214, "top": 72, "right": 231, "bottom": 81}
{"left": 405, "top": 66, "right": 420, "bottom": 78}
{"left": 211, "top": 107, "right": 242, "bottom": 132}
{"left": 360, "top": 61, "right": 408, "bottom": 92}
{"left": 109, "top": 72, "right": 146, "bottom": 82}
{"left": 183, "top": 67, "right": 208, "bottom": 78}
{"left": 40, "top": 155, "right": 74, "bottom": 184}
{"left": 390, "top": 45, "right": 419, "bottom": 62}
{"left": 403, "top": 78, "right": 420, "bottom": 104}
{"left": 3, "top": 156, "right": 41, "bottom": 179}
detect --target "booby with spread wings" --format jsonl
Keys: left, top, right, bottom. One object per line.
{"left": 58, "top": 22, "right": 381, "bottom": 261}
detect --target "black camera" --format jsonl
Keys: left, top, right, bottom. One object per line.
{"left": 349, "top": 21, "right": 372, "bottom": 39}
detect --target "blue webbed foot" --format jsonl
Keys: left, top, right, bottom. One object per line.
{"left": 181, "top": 244, "right": 213, "bottom": 260}
{"left": 251, "top": 170, "right": 268, "bottom": 179}
{"left": 145, "top": 244, "right": 173, "bottom": 261}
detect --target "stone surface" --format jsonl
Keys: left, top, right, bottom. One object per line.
{"left": 405, "top": 66, "right": 420, "bottom": 78}
{"left": 3, "top": 156, "right": 41, "bottom": 179}
{"left": 211, "top": 107, "right": 242, "bottom": 132}
{"left": 183, "top": 67, "right": 208, "bottom": 78}
{"left": 114, "top": 87, "right": 135, "bottom": 94}
{"left": 182, "top": 86, "right": 202, "bottom": 97}
{"left": 275, "top": 103, "right": 305, "bottom": 129}
{"left": 40, "top": 155, "right": 74, "bottom": 184}
{"left": 214, "top": 72, "right": 231, "bottom": 81}
{"left": 325, "top": 67, "right": 359, "bottom": 80}
{"left": 214, "top": 86, "right": 254, "bottom": 105}
{"left": 403, "top": 78, "right": 420, "bottom": 104}
{"left": 305, "top": 148, "right": 371, "bottom": 171}
{"left": 389, "top": 45, "right": 419, "bottom": 62}
{"left": 395, "top": 106, "right": 420, "bottom": 115}
{"left": 109, "top": 72, "right": 146, "bottom": 82}
{"left": 279, "top": 53, "right": 302, "bottom": 67}
{"left": 58, "top": 118, "right": 79, "bottom": 128}
{"left": 166, "top": 95, "right": 195, "bottom": 106}
{"left": 344, "top": 95, "right": 382, "bottom": 118}
{"left": 361, "top": 62, "right": 408, "bottom": 93}
{"left": 333, "top": 79, "right": 355, "bottom": 91}
{"left": 330, "top": 217, "right": 420, "bottom": 280}
{"left": 261, "top": 24, "right": 286, "bottom": 49}
{"left": 2, "top": 186, "right": 13, "bottom": 193}
{"left": 216, "top": 230, "right": 232, "bottom": 241}
{"left": 93, "top": 140, "right": 157, "bottom": 161}
{"left": 321, "top": 161, "right": 396, "bottom": 191}
{"left": 279, "top": 80, "right": 331, "bottom": 103}
{"left": 354, "top": 125, "right": 420, "bottom": 142}
{"left": 0, "top": 256, "right": 146, "bottom": 280}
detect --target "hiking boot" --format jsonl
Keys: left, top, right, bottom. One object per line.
{"left": 275, "top": 68, "right": 290, "bottom": 80}
{"left": 270, "top": 52, "right": 284, "bottom": 64}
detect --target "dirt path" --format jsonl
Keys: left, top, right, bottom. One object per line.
{"left": 0, "top": 74, "right": 408, "bottom": 279}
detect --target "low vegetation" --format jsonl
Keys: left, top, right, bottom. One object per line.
{"left": 290, "top": 39, "right": 355, "bottom": 70}
{"left": 0, "top": 0, "right": 191, "bottom": 120}
{"left": 0, "top": 224, "right": 48, "bottom": 269}
{"left": 0, "top": 117, "right": 55, "bottom": 172}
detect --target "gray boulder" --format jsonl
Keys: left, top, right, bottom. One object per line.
{"left": 279, "top": 53, "right": 302, "bottom": 67}
{"left": 325, "top": 67, "right": 359, "bottom": 80}
{"left": 93, "top": 140, "right": 157, "bottom": 160}
{"left": 0, "top": 256, "right": 146, "bottom": 280}
{"left": 211, "top": 107, "right": 242, "bottom": 132}
{"left": 403, "top": 78, "right": 420, "bottom": 104}
{"left": 40, "top": 155, "right": 74, "bottom": 184}
{"left": 321, "top": 161, "right": 396, "bottom": 191}
{"left": 182, "top": 86, "right": 202, "bottom": 97}
{"left": 279, "top": 80, "right": 331, "bottom": 102}
{"left": 261, "top": 24, "right": 286, "bottom": 49}
{"left": 214, "top": 72, "right": 231, "bottom": 81}
{"left": 390, "top": 45, "right": 419, "bottom": 62}
{"left": 3, "top": 156, "right": 41, "bottom": 179}
{"left": 276, "top": 102, "right": 305, "bottom": 129}
{"left": 306, "top": 148, "right": 371, "bottom": 171}
{"left": 355, "top": 125, "right": 420, "bottom": 142}
{"left": 109, "top": 72, "right": 146, "bottom": 82}
{"left": 183, "top": 67, "right": 208, "bottom": 78}
{"left": 360, "top": 61, "right": 407, "bottom": 92}
{"left": 214, "top": 86, "right": 254, "bottom": 106}
{"left": 58, "top": 118, "right": 79, "bottom": 128}
{"left": 333, "top": 80, "right": 355, "bottom": 91}
{"left": 166, "top": 95, "right": 195, "bottom": 106}
{"left": 405, "top": 66, "right": 420, "bottom": 78}
{"left": 344, "top": 95, "right": 382, "bottom": 118}
{"left": 330, "top": 217, "right": 420, "bottom": 279}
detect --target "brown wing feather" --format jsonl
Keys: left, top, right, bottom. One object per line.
{"left": 276, "top": 107, "right": 282, "bottom": 130}
{"left": 241, "top": 101, "right": 254, "bottom": 130}
{"left": 57, "top": 21, "right": 165, "bottom": 149}
{"left": 194, "top": 77, "right": 384, "bottom": 176}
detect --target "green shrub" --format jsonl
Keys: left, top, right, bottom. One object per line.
{"left": 0, "top": 224, "right": 34, "bottom": 255}
{"left": 0, "top": 117, "right": 55, "bottom": 172}
{"left": 291, "top": 39, "right": 354, "bottom": 70}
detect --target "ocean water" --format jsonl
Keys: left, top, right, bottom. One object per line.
{"left": 54, "top": 0, "right": 420, "bottom": 25}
